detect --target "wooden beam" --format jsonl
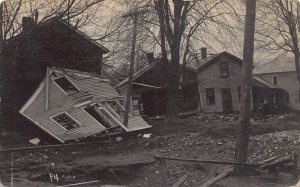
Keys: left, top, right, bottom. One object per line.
{"left": 199, "top": 168, "right": 233, "bottom": 187}
{"left": 258, "top": 156, "right": 291, "bottom": 170}
{"left": 154, "top": 155, "right": 260, "bottom": 166}
{"left": 103, "top": 102, "right": 121, "bottom": 119}
{"left": 115, "top": 100, "right": 132, "bottom": 117}
{"left": 172, "top": 173, "right": 189, "bottom": 187}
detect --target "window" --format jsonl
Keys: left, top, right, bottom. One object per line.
{"left": 238, "top": 86, "right": 241, "bottom": 102}
{"left": 272, "top": 76, "right": 278, "bottom": 86}
{"left": 206, "top": 88, "right": 215, "bottom": 105}
{"left": 52, "top": 112, "right": 81, "bottom": 130}
{"left": 220, "top": 61, "right": 229, "bottom": 78}
{"left": 54, "top": 76, "right": 79, "bottom": 94}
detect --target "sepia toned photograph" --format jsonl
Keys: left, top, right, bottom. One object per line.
{"left": 0, "top": 0, "right": 300, "bottom": 186}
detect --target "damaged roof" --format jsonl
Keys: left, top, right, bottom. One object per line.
{"left": 19, "top": 67, "right": 151, "bottom": 143}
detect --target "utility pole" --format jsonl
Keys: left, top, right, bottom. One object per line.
{"left": 234, "top": 0, "right": 257, "bottom": 175}
{"left": 123, "top": 9, "right": 146, "bottom": 127}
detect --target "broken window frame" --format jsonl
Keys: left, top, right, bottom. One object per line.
{"left": 53, "top": 76, "right": 80, "bottom": 95}
{"left": 82, "top": 104, "right": 114, "bottom": 129}
{"left": 206, "top": 88, "right": 215, "bottom": 105}
{"left": 51, "top": 112, "right": 82, "bottom": 131}
{"left": 220, "top": 61, "right": 229, "bottom": 78}
{"left": 80, "top": 99, "right": 131, "bottom": 130}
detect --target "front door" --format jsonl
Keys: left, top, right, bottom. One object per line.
{"left": 221, "top": 88, "right": 233, "bottom": 112}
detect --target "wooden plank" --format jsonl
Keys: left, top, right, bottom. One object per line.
{"left": 258, "top": 156, "right": 291, "bottom": 170}
{"left": 115, "top": 100, "right": 132, "bottom": 117}
{"left": 199, "top": 168, "right": 233, "bottom": 187}
{"left": 103, "top": 102, "right": 121, "bottom": 119}
{"left": 57, "top": 180, "right": 100, "bottom": 187}
{"left": 172, "top": 173, "right": 189, "bottom": 187}
{"left": 154, "top": 155, "right": 261, "bottom": 166}
{"left": 101, "top": 106, "right": 129, "bottom": 131}
{"left": 96, "top": 107, "right": 117, "bottom": 128}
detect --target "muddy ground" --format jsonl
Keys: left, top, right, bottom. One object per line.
{"left": 0, "top": 112, "right": 300, "bottom": 187}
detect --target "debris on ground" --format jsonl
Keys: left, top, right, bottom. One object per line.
{"left": 1, "top": 111, "right": 300, "bottom": 186}
{"left": 248, "top": 131, "right": 300, "bottom": 161}
{"left": 29, "top": 138, "right": 41, "bottom": 146}
{"left": 143, "top": 134, "right": 152, "bottom": 138}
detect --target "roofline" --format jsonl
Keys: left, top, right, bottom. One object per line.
{"left": 253, "top": 70, "right": 296, "bottom": 75}
{"left": 58, "top": 20, "right": 110, "bottom": 54}
{"left": 18, "top": 79, "right": 65, "bottom": 143}
{"left": 19, "top": 80, "right": 46, "bottom": 114}
{"left": 115, "top": 63, "right": 156, "bottom": 89}
{"left": 7, "top": 17, "right": 110, "bottom": 54}
{"left": 197, "top": 51, "right": 243, "bottom": 73}
{"left": 252, "top": 77, "right": 280, "bottom": 89}
{"left": 51, "top": 67, "right": 110, "bottom": 82}
{"left": 116, "top": 60, "right": 198, "bottom": 89}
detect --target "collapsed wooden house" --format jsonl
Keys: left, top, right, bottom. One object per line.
{"left": 19, "top": 67, "right": 151, "bottom": 143}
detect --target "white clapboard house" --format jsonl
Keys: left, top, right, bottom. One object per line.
{"left": 19, "top": 67, "right": 151, "bottom": 143}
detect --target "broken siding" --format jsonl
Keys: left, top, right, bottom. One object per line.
{"left": 198, "top": 56, "right": 242, "bottom": 112}
{"left": 48, "top": 79, "right": 70, "bottom": 111}
{"left": 21, "top": 68, "right": 151, "bottom": 142}
{"left": 126, "top": 116, "right": 151, "bottom": 131}
{"left": 24, "top": 83, "right": 46, "bottom": 118}
{"left": 25, "top": 106, "right": 107, "bottom": 142}
{"left": 71, "top": 77, "right": 120, "bottom": 98}
{"left": 23, "top": 79, "right": 107, "bottom": 142}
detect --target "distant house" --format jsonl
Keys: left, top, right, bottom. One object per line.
{"left": 19, "top": 67, "right": 151, "bottom": 143}
{"left": 192, "top": 49, "right": 286, "bottom": 113}
{"left": 115, "top": 53, "right": 200, "bottom": 117}
{"left": 0, "top": 16, "right": 110, "bottom": 127}
{"left": 253, "top": 57, "right": 299, "bottom": 110}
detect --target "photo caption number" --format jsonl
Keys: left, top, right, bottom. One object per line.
{"left": 49, "top": 173, "right": 59, "bottom": 182}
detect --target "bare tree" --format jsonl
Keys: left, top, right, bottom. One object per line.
{"left": 256, "top": 0, "right": 300, "bottom": 83}
{"left": 153, "top": 0, "right": 240, "bottom": 119}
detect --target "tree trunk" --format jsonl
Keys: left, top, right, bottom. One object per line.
{"left": 290, "top": 29, "right": 300, "bottom": 84}
{"left": 234, "top": 0, "right": 257, "bottom": 175}
{"left": 166, "top": 53, "right": 180, "bottom": 120}
{"left": 294, "top": 50, "right": 300, "bottom": 83}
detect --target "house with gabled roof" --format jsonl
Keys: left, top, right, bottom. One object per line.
{"left": 193, "top": 48, "right": 287, "bottom": 113}
{"left": 115, "top": 53, "right": 200, "bottom": 117}
{"left": 253, "top": 57, "right": 299, "bottom": 110}
{"left": 19, "top": 67, "right": 151, "bottom": 143}
{"left": 0, "top": 16, "right": 111, "bottom": 129}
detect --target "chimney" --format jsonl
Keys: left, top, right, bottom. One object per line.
{"left": 146, "top": 52, "right": 155, "bottom": 64}
{"left": 201, "top": 47, "right": 207, "bottom": 59}
{"left": 22, "top": 17, "right": 35, "bottom": 33}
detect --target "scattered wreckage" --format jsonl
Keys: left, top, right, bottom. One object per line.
{"left": 19, "top": 67, "right": 151, "bottom": 143}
